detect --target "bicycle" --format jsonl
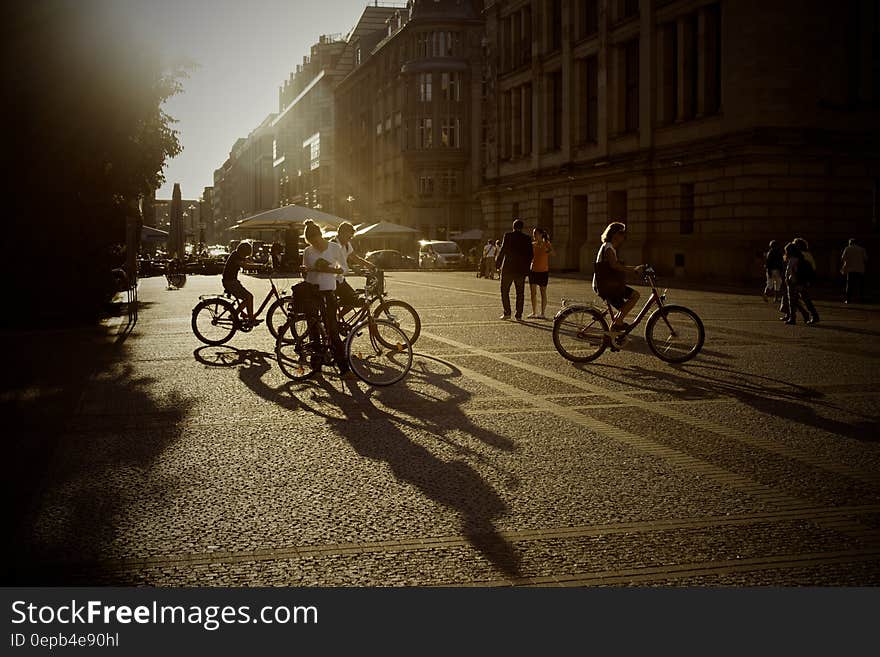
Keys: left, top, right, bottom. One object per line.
{"left": 339, "top": 269, "right": 421, "bottom": 347}
{"left": 552, "top": 266, "right": 705, "bottom": 364}
{"left": 275, "top": 273, "right": 413, "bottom": 386}
{"left": 191, "top": 275, "right": 291, "bottom": 345}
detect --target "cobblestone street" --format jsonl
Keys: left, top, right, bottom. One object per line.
{"left": 10, "top": 271, "right": 880, "bottom": 585}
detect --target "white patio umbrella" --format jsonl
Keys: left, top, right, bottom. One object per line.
{"left": 450, "top": 228, "right": 484, "bottom": 241}
{"left": 232, "top": 204, "right": 346, "bottom": 231}
{"left": 353, "top": 221, "right": 420, "bottom": 237}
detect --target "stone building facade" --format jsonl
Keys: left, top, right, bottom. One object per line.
{"left": 480, "top": 0, "right": 880, "bottom": 281}
{"left": 335, "top": 0, "right": 486, "bottom": 239}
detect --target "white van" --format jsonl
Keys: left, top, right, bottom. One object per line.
{"left": 418, "top": 240, "right": 465, "bottom": 269}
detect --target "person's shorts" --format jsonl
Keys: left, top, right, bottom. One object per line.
{"left": 529, "top": 271, "right": 549, "bottom": 287}
{"left": 223, "top": 279, "right": 251, "bottom": 300}
{"left": 604, "top": 286, "right": 636, "bottom": 310}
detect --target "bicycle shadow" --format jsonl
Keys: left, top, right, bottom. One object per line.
{"left": 586, "top": 361, "right": 878, "bottom": 443}
{"left": 228, "top": 347, "right": 523, "bottom": 581}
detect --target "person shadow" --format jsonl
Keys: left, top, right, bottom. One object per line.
{"left": 199, "top": 346, "right": 524, "bottom": 580}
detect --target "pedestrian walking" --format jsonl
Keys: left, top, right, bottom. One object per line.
{"left": 527, "top": 227, "right": 554, "bottom": 319}
{"left": 495, "top": 219, "right": 533, "bottom": 320}
{"left": 763, "top": 240, "right": 785, "bottom": 303}
{"left": 481, "top": 239, "right": 497, "bottom": 279}
{"left": 841, "top": 238, "right": 868, "bottom": 303}
{"left": 782, "top": 241, "right": 819, "bottom": 325}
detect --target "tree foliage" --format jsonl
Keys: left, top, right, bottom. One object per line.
{"left": 3, "top": 0, "right": 188, "bottom": 323}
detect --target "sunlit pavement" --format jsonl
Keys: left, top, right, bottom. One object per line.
{"left": 17, "top": 271, "right": 880, "bottom": 585}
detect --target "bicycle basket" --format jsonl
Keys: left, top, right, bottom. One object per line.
{"left": 290, "top": 281, "right": 320, "bottom": 315}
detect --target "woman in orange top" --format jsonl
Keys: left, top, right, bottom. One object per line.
{"left": 528, "top": 227, "right": 554, "bottom": 319}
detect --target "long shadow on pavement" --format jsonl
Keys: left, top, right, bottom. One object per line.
{"left": 221, "top": 346, "right": 523, "bottom": 581}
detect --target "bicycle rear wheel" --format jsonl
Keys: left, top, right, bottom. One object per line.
{"left": 372, "top": 299, "right": 421, "bottom": 347}
{"left": 644, "top": 305, "right": 705, "bottom": 363}
{"left": 192, "top": 299, "right": 237, "bottom": 345}
{"left": 346, "top": 319, "right": 412, "bottom": 386}
{"left": 275, "top": 319, "right": 319, "bottom": 381}
{"left": 552, "top": 306, "right": 608, "bottom": 362}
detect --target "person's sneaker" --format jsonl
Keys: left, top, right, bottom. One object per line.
{"left": 784, "top": 319, "right": 796, "bottom": 325}
{"left": 806, "top": 317, "right": 819, "bottom": 325}
{"left": 514, "top": 315, "right": 523, "bottom": 321}
{"left": 537, "top": 314, "right": 548, "bottom": 320}
{"left": 526, "top": 313, "right": 538, "bottom": 319}
{"left": 499, "top": 314, "right": 511, "bottom": 320}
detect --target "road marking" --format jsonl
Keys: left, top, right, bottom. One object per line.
{"left": 73, "top": 504, "right": 880, "bottom": 574}
{"left": 421, "top": 330, "right": 880, "bottom": 488}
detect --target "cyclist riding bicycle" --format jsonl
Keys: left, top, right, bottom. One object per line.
{"left": 593, "top": 222, "right": 644, "bottom": 332}
{"left": 333, "top": 221, "right": 375, "bottom": 316}
{"left": 223, "top": 241, "right": 259, "bottom": 325}
{"left": 301, "top": 220, "right": 351, "bottom": 377}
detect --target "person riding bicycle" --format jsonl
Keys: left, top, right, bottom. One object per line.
{"left": 301, "top": 220, "right": 350, "bottom": 377}
{"left": 333, "top": 221, "right": 375, "bottom": 316}
{"left": 223, "top": 241, "right": 259, "bottom": 325}
{"left": 593, "top": 222, "right": 644, "bottom": 332}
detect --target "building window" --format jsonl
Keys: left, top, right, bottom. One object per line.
{"left": 577, "top": 0, "right": 599, "bottom": 40}
{"left": 441, "top": 72, "right": 460, "bottom": 101}
{"left": 704, "top": 3, "right": 722, "bottom": 115}
{"left": 419, "top": 73, "right": 432, "bottom": 101}
{"left": 441, "top": 119, "right": 460, "bottom": 148}
{"left": 624, "top": 40, "right": 640, "bottom": 133}
{"left": 621, "top": 0, "right": 639, "bottom": 20}
{"left": 580, "top": 57, "right": 599, "bottom": 143}
{"left": 417, "top": 33, "right": 428, "bottom": 57}
{"left": 440, "top": 171, "right": 457, "bottom": 195}
{"left": 419, "top": 175, "right": 435, "bottom": 196}
{"left": 417, "top": 118, "right": 433, "bottom": 149}
{"left": 680, "top": 184, "right": 695, "bottom": 234}
{"left": 549, "top": 0, "right": 563, "bottom": 52}
{"left": 548, "top": 70, "right": 563, "bottom": 150}
{"left": 303, "top": 133, "right": 320, "bottom": 170}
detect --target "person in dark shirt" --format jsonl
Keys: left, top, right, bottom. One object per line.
{"left": 495, "top": 219, "right": 533, "bottom": 320}
{"left": 763, "top": 240, "right": 785, "bottom": 303}
{"left": 223, "top": 241, "right": 258, "bottom": 324}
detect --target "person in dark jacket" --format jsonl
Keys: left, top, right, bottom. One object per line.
{"left": 495, "top": 219, "right": 533, "bottom": 320}
{"left": 763, "top": 240, "right": 785, "bottom": 303}
{"left": 782, "top": 241, "right": 819, "bottom": 325}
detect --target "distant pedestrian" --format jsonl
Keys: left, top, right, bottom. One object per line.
{"left": 269, "top": 242, "right": 283, "bottom": 270}
{"left": 495, "top": 219, "right": 533, "bottom": 320}
{"left": 481, "top": 239, "right": 497, "bottom": 279}
{"left": 527, "top": 227, "right": 554, "bottom": 319}
{"left": 763, "top": 240, "right": 784, "bottom": 303}
{"left": 841, "top": 238, "right": 868, "bottom": 303}
{"left": 782, "top": 241, "right": 819, "bottom": 325}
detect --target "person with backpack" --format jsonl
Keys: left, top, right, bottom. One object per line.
{"left": 782, "top": 241, "right": 819, "bottom": 325}
{"left": 763, "top": 240, "right": 785, "bottom": 303}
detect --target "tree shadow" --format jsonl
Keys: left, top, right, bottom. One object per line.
{"left": 226, "top": 347, "right": 523, "bottom": 579}
{"left": 3, "top": 324, "right": 195, "bottom": 584}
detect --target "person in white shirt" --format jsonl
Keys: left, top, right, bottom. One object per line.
{"left": 333, "top": 221, "right": 374, "bottom": 316}
{"left": 481, "top": 239, "right": 497, "bottom": 279}
{"left": 841, "top": 238, "right": 868, "bottom": 303}
{"left": 301, "top": 220, "right": 349, "bottom": 376}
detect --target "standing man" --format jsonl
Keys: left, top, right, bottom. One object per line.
{"left": 841, "top": 238, "right": 868, "bottom": 304}
{"left": 495, "top": 219, "right": 533, "bottom": 320}
{"left": 333, "top": 221, "right": 374, "bottom": 316}
{"left": 482, "top": 239, "right": 497, "bottom": 279}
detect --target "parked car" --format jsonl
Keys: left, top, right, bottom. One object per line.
{"left": 365, "top": 250, "right": 419, "bottom": 270}
{"left": 418, "top": 241, "right": 465, "bottom": 269}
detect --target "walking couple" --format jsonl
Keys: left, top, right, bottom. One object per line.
{"left": 495, "top": 219, "right": 555, "bottom": 320}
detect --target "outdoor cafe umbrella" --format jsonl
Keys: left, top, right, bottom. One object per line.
{"left": 141, "top": 225, "right": 169, "bottom": 243}
{"left": 353, "top": 221, "right": 420, "bottom": 238}
{"left": 232, "top": 204, "right": 346, "bottom": 231}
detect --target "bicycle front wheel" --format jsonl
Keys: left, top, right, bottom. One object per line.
{"left": 346, "top": 319, "right": 412, "bottom": 386}
{"left": 266, "top": 296, "right": 292, "bottom": 339}
{"left": 372, "top": 299, "right": 421, "bottom": 347}
{"left": 275, "top": 319, "right": 319, "bottom": 381}
{"left": 645, "top": 305, "right": 705, "bottom": 363}
{"left": 552, "top": 305, "right": 608, "bottom": 362}
{"left": 192, "top": 299, "right": 237, "bottom": 345}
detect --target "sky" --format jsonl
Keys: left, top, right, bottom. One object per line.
{"left": 122, "top": 0, "right": 385, "bottom": 200}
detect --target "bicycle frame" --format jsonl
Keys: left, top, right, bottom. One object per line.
{"left": 587, "top": 270, "right": 669, "bottom": 338}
